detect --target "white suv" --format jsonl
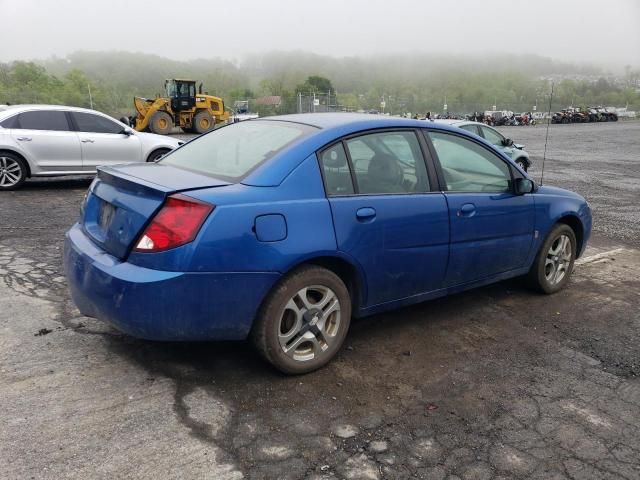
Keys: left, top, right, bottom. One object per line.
{"left": 0, "top": 105, "right": 183, "bottom": 190}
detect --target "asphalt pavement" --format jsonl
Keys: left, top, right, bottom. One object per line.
{"left": 1, "top": 121, "right": 639, "bottom": 479}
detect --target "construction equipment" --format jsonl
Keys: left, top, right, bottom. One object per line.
{"left": 230, "top": 100, "right": 259, "bottom": 123}
{"left": 131, "top": 79, "right": 229, "bottom": 135}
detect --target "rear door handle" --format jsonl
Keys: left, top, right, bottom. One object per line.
{"left": 457, "top": 203, "right": 476, "bottom": 217}
{"left": 16, "top": 137, "right": 32, "bottom": 142}
{"left": 356, "top": 207, "right": 376, "bottom": 221}
{"left": 81, "top": 139, "right": 95, "bottom": 143}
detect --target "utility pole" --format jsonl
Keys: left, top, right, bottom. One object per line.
{"left": 88, "top": 84, "right": 94, "bottom": 109}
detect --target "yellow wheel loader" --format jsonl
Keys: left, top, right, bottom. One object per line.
{"left": 130, "top": 79, "right": 230, "bottom": 135}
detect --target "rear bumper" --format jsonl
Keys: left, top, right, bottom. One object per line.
{"left": 63, "top": 223, "right": 280, "bottom": 341}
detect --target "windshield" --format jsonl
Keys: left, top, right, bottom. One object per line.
{"left": 160, "top": 120, "right": 316, "bottom": 180}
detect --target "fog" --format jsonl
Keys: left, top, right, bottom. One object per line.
{"left": 0, "top": 0, "right": 638, "bottom": 67}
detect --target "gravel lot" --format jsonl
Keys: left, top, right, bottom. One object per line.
{"left": 1, "top": 121, "right": 639, "bottom": 479}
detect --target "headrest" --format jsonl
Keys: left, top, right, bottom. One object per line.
{"left": 323, "top": 147, "right": 347, "bottom": 168}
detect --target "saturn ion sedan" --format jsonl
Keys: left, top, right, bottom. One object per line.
{"left": 64, "top": 114, "right": 592, "bottom": 374}
{"left": 0, "top": 105, "right": 182, "bottom": 190}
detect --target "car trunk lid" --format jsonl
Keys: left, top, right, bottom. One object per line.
{"left": 81, "top": 164, "right": 229, "bottom": 259}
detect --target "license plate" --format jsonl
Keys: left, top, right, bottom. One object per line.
{"left": 98, "top": 201, "right": 116, "bottom": 230}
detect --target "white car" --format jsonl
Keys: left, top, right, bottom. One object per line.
{"left": 433, "top": 119, "right": 531, "bottom": 171}
{"left": 0, "top": 105, "right": 183, "bottom": 190}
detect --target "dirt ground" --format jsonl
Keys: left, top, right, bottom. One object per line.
{"left": 1, "top": 121, "right": 639, "bottom": 479}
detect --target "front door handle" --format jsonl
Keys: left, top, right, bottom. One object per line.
{"left": 81, "top": 139, "right": 95, "bottom": 143}
{"left": 356, "top": 207, "right": 376, "bottom": 221}
{"left": 457, "top": 203, "right": 476, "bottom": 217}
{"left": 16, "top": 137, "right": 32, "bottom": 142}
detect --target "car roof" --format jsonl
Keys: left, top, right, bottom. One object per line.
{"left": 263, "top": 112, "right": 432, "bottom": 129}
{"left": 0, "top": 104, "right": 112, "bottom": 120}
{"left": 242, "top": 113, "right": 499, "bottom": 186}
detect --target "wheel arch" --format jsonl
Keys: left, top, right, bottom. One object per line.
{"left": 0, "top": 149, "right": 31, "bottom": 177}
{"left": 279, "top": 254, "right": 367, "bottom": 316}
{"left": 555, "top": 214, "right": 585, "bottom": 257}
{"left": 146, "top": 147, "right": 171, "bottom": 163}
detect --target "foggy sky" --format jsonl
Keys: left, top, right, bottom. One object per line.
{"left": 1, "top": 0, "right": 638, "bottom": 68}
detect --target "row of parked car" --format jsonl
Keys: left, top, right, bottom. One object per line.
{"left": 552, "top": 106, "right": 618, "bottom": 124}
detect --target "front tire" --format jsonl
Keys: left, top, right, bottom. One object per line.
{"left": 147, "top": 148, "right": 170, "bottom": 163}
{"left": 528, "top": 224, "right": 576, "bottom": 294}
{"left": 251, "top": 265, "right": 352, "bottom": 375}
{"left": 193, "top": 110, "right": 214, "bottom": 134}
{"left": 0, "top": 153, "right": 27, "bottom": 190}
{"left": 149, "top": 111, "right": 173, "bottom": 135}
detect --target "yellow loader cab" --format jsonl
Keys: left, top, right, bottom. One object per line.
{"left": 132, "top": 79, "right": 229, "bottom": 135}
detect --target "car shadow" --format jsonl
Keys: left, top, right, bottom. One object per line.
{"left": 100, "top": 276, "right": 535, "bottom": 387}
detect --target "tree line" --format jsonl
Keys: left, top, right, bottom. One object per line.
{"left": 1, "top": 51, "right": 638, "bottom": 118}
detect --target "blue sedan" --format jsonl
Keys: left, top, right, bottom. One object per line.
{"left": 64, "top": 114, "right": 592, "bottom": 374}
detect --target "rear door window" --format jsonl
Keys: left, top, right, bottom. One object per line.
{"left": 17, "top": 111, "right": 71, "bottom": 131}
{"left": 71, "top": 112, "right": 123, "bottom": 134}
{"left": 344, "top": 131, "right": 429, "bottom": 195}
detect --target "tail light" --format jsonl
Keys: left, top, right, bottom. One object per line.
{"left": 134, "top": 194, "right": 214, "bottom": 252}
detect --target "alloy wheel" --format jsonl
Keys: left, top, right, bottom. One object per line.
{"left": 0, "top": 156, "right": 22, "bottom": 187}
{"left": 278, "top": 285, "right": 341, "bottom": 362}
{"left": 544, "top": 234, "right": 572, "bottom": 285}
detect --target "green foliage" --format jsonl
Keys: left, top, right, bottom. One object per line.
{"left": 296, "top": 75, "right": 334, "bottom": 94}
{"left": 0, "top": 52, "right": 638, "bottom": 118}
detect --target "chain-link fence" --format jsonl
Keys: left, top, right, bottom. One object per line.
{"left": 296, "top": 92, "right": 340, "bottom": 113}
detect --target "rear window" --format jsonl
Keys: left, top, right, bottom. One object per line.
{"left": 160, "top": 120, "right": 315, "bottom": 180}
{"left": 0, "top": 115, "right": 19, "bottom": 129}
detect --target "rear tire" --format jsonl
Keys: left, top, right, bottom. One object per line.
{"left": 527, "top": 224, "right": 576, "bottom": 294}
{"left": 251, "top": 265, "right": 352, "bottom": 375}
{"left": 0, "top": 152, "right": 27, "bottom": 190}
{"left": 149, "top": 111, "right": 173, "bottom": 135}
{"left": 193, "top": 110, "right": 214, "bottom": 134}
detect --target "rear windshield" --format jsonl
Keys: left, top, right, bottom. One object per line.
{"left": 160, "top": 120, "right": 316, "bottom": 180}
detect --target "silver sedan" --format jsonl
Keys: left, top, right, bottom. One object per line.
{"left": 0, "top": 105, "right": 182, "bottom": 190}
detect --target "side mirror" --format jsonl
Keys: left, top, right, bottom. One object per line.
{"left": 122, "top": 127, "right": 134, "bottom": 136}
{"left": 502, "top": 138, "right": 514, "bottom": 147}
{"left": 514, "top": 178, "right": 535, "bottom": 195}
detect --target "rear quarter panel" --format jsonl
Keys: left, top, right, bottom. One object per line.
{"left": 127, "top": 154, "right": 340, "bottom": 273}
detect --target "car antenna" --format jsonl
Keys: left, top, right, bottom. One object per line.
{"left": 540, "top": 81, "right": 554, "bottom": 185}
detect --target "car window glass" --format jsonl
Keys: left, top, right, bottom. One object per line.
{"left": 459, "top": 124, "right": 480, "bottom": 135}
{"left": 344, "top": 131, "right": 429, "bottom": 195}
{"left": 0, "top": 115, "right": 19, "bottom": 129}
{"left": 319, "top": 143, "right": 354, "bottom": 196}
{"left": 161, "top": 120, "right": 315, "bottom": 180}
{"left": 72, "top": 112, "right": 123, "bottom": 134}
{"left": 480, "top": 126, "right": 504, "bottom": 146}
{"left": 429, "top": 132, "right": 511, "bottom": 193}
{"left": 17, "top": 111, "right": 70, "bottom": 131}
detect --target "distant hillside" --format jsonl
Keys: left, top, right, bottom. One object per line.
{"left": 0, "top": 50, "right": 637, "bottom": 117}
